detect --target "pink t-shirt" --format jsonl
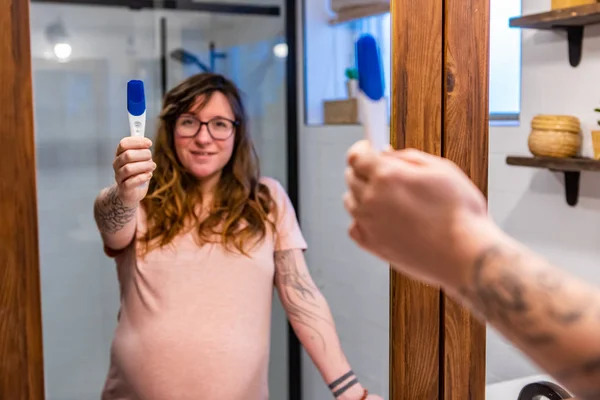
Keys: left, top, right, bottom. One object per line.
{"left": 100, "top": 177, "right": 307, "bottom": 400}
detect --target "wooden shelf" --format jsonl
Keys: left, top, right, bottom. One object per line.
{"left": 509, "top": 4, "right": 600, "bottom": 67}
{"left": 509, "top": 4, "right": 600, "bottom": 29}
{"left": 329, "top": 3, "right": 389, "bottom": 25}
{"left": 323, "top": 98, "right": 359, "bottom": 124}
{"left": 506, "top": 155, "right": 600, "bottom": 171}
{"left": 506, "top": 156, "right": 600, "bottom": 206}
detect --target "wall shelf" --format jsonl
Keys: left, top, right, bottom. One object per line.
{"left": 323, "top": 98, "right": 359, "bottom": 124}
{"left": 506, "top": 156, "right": 600, "bottom": 206}
{"left": 328, "top": 3, "right": 389, "bottom": 25}
{"left": 509, "top": 3, "right": 600, "bottom": 67}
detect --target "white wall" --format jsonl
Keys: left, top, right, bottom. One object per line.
{"left": 30, "top": 3, "right": 289, "bottom": 400}
{"left": 302, "top": 0, "right": 600, "bottom": 395}
{"left": 486, "top": 0, "right": 600, "bottom": 388}
{"left": 299, "top": 0, "right": 390, "bottom": 398}
{"left": 298, "top": 127, "right": 390, "bottom": 399}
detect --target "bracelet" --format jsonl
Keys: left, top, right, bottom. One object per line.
{"left": 360, "top": 389, "right": 369, "bottom": 400}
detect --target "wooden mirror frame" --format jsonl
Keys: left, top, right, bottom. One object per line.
{"left": 0, "top": 1, "right": 45, "bottom": 399}
{"left": 3, "top": 0, "right": 492, "bottom": 398}
{"left": 389, "top": 0, "right": 490, "bottom": 398}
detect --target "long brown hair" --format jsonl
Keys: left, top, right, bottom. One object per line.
{"left": 140, "top": 73, "right": 276, "bottom": 255}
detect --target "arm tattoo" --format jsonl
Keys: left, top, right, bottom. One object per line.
{"left": 94, "top": 186, "right": 137, "bottom": 234}
{"left": 274, "top": 249, "right": 333, "bottom": 352}
{"left": 462, "top": 246, "right": 597, "bottom": 345}
{"left": 333, "top": 378, "right": 359, "bottom": 398}
{"left": 460, "top": 245, "right": 600, "bottom": 398}
{"left": 328, "top": 370, "right": 354, "bottom": 389}
{"left": 329, "top": 370, "right": 359, "bottom": 398}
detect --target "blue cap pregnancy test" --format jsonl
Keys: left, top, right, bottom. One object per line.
{"left": 127, "top": 80, "right": 146, "bottom": 137}
{"left": 356, "top": 34, "right": 388, "bottom": 152}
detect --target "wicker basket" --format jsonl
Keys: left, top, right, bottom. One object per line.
{"left": 528, "top": 115, "right": 581, "bottom": 158}
{"left": 551, "top": 0, "right": 597, "bottom": 10}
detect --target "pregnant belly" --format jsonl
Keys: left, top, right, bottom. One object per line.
{"left": 110, "top": 317, "right": 270, "bottom": 400}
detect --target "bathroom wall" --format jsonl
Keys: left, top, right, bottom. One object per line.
{"left": 30, "top": 3, "right": 288, "bottom": 399}
{"left": 298, "top": 126, "right": 390, "bottom": 399}
{"left": 300, "top": 0, "right": 600, "bottom": 396}
{"left": 298, "top": 0, "right": 390, "bottom": 399}
{"left": 486, "top": 0, "right": 600, "bottom": 387}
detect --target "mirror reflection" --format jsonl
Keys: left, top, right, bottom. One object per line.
{"left": 31, "top": 0, "right": 391, "bottom": 399}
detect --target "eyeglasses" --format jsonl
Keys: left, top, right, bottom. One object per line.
{"left": 175, "top": 115, "right": 238, "bottom": 140}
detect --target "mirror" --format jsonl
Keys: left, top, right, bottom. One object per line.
{"left": 30, "top": 1, "right": 294, "bottom": 399}
{"left": 30, "top": 0, "right": 390, "bottom": 400}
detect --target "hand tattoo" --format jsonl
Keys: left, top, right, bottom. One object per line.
{"left": 94, "top": 185, "right": 137, "bottom": 234}
{"left": 274, "top": 249, "right": 332, "bottom": 352}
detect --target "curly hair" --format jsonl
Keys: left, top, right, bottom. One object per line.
{"left": 139, "top": 73, "right": 276, "bottom": 256}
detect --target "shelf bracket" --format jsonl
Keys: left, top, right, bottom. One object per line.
{"left": 566, "top": 26, "right": 584, "bottom": 67}
{"left": 564, "top": 170, "right": 580, "bottom": 206}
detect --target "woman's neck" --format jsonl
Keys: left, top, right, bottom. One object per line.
{"left": 196, "top": 171, "right": 221, "bottom": 206}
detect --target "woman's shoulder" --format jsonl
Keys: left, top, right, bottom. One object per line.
{"left": 258, "top": 177, "right": 294, "bottom": 211}
{"left": 259, "top": 176, "right": 286, "bottom": 195}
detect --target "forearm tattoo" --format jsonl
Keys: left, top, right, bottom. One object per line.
{"left": 328, "top": 370, "right": 359, "bottom": 398}
{"left": 94, "top": 185, "right": 137, "bottom": 234}
{"left": 274, "top": 249, "right": 333, "bottom": 352}
{"left": 460, "top": 245, "right": 600, "bottom": 399}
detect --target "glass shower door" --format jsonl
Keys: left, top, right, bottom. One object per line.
{"left": 30, "top": 4, "right": 162, "bottom": 399}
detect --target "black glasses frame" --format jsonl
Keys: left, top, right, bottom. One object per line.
{"left": 174, "top": 115, "right": 239, "bottom": 141}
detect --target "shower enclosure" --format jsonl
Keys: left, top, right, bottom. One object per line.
{"left": 28, "top": 0, "right": 299, "bottom": 399}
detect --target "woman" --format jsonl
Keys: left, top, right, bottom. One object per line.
{"left": 94, "top": 73, "right": 381, "bottom": 400}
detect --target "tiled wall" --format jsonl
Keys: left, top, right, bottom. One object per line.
{"left": 486, "top": 0, "right": 600, "bottom": 386}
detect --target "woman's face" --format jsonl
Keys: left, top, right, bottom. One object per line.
{"left": 173, "top": 92, "right": 236, "bottom": 184}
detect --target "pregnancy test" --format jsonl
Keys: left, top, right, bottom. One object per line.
{"left": 356, "top": 34, "right": 388, "bottom": 152}
{"left": 127, "top": 80, "right": 146, "bottom": 137}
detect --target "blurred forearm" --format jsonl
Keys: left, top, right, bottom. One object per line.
{"left": 452, "top": 221, "right": 600, "bottom": 400}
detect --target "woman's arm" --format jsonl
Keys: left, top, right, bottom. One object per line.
{"left": 93, "top": 184, "right": 138, "bottom": 251}
{"left": 343, "top": 141, "right": 600, "bottom": 399}
{"left": 94, "top": 136, "right": 154, "bottom": 252}
{"left": 274, "top": 249, "right": 379, "bottom": 400}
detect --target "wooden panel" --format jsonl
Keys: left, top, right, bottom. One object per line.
{"left": 441, "top": 0, "right": 489, "bottom": 398}
{"left": 0, "top": 1, "right": 45, "bottom": 399}
{"left": 509, "top": 3, "right": 600, "bottom": 29}
{"left": 389, "top": 0, "right": 443, "bottom": 398}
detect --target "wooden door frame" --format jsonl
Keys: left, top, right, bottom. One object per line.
{"left": 0, "top": 0, "right": 46, "bottom": 399}
{"left": 389, "top": 0, "right": 490, "bottom": 399}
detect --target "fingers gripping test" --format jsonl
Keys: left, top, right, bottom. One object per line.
{"left": 356, "top": 34, "right": 388, "bottom": 152}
